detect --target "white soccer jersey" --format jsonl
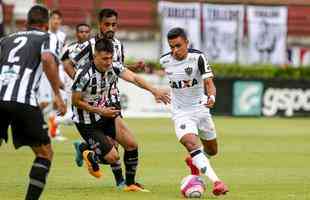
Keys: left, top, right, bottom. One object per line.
{"left": 160, "top": 49, "right": 214, "bottom": 116}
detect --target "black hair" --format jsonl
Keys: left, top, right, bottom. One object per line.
{"left": 76, "top": 23, "right": 90, "bottom": 32}
{"left": 98, "top": 8, "right": 118, "bottom": 22}
{"left": 167, "top": 27, "right": 188, "bottom": 40}
{"left": 50, "top": 9, "right": 62, "bottom": 18}
{"left": 27, "top": 5, "right": 49, "bottom": 25}
{"left": 95, "top": 38, "right": 114, "bottom": 54}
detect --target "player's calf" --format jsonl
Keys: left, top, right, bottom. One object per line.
{"left": 25, "top": 157, "right": 51, "bottom": 200}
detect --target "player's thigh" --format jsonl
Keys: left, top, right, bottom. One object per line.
{"left": 75, "top": 123, "right": 114, "bottom": 157}
{"left": 11, "top": 104, "right": 50, "bottom": 149}
{"left": 114, "top": 116, "right": 137, "bottom": 150}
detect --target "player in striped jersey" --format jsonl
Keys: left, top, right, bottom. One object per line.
{"left": 0, "top": 5, "right": 66, "bottom": 200}
{"left": 160, "top": 27, "right": 228, "bottom": 196}
{"left": 46, "top": 23, "right": 92, "bottom": 141}
{"left": 62, "top": 9, "right": 140, "bottom": 188}
{"left": 71, "top": 38, "right": 170, "bottom": 192}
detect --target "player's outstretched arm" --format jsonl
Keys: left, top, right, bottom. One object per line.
{"left": 119, "top": 68, "right": 170, "bottom": 104}
{"left": 41, "top": 52, "right": 67, "bottom": 115}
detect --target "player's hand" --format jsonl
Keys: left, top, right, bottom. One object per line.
{"left": 54, "top": 94, "right": 67, "bottom": 116}
{"left": 134, "top": 61, "right": 146, "bottom": 70}
{"left": 204, "top": 95, "right": 215, "bottom": 108}
{"left": 152, "top": 88, "right": 170, "bottom": 104}
{"left": 97, "top": 107, "right": 120, "bottom": 118}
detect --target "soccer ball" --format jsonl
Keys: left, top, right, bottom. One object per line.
{"left": 180, "top": 175, "right": 206, "bottom": 198}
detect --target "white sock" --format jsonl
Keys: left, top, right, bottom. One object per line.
{"left": 191, "top": 149, "right": 220, "bottom": 183}
{"left": 200, "top": 146, "right": 211, "bottom": 158}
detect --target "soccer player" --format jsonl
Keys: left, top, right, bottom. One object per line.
{"left": 62, "top": 8, "right": 144, "bottom": 189}
{"left": 47, "top": 23, "right": 92, "bottom": 143}
{"left": 159, "top": 27, "right": 229, "bottom": 196}
{"left": 71, "top": 38, "right": 170, "bottom": 192}
{"left": 0, "top": 5, "right": 66, "bottom": 200}
{"left": 38, "top": 10, "right": 68, "bottom": 140}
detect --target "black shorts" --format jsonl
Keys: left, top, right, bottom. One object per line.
{"left": 75, "top": 118, "right": 116, "bottom": 157}
{"left": 0, "top": 101, "right": 50, "bottom": 149}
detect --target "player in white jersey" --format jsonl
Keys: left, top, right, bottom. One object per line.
{"left": 38, "top": 10, "right": 69, "bottom": 140}
{"left": 160, "top": 27, "right": 228, "bottom": 196}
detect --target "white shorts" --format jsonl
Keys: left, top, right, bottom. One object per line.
{"left": 38, "top": 73, "right": 53, "bottom": 103}
{"left": 173, "top": 110, "right": 217, "bottom": 141}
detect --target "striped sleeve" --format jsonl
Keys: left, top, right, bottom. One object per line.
{"left": 72, "top": 68, "right": 91, "bottom": 92}
{"left": 41, "top": 33, "right": 59, "bottom": 62}
{"left": 198, "top": 54, "right": 214, "bottom": 79}
{"left": 70, "top": 42, "right": 92, "bottom": 64}
{"left": 112, "top": 62, "right": 125, "bottom": 76}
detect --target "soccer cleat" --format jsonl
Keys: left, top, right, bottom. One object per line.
{"left": 82, "top": 150, "right": 102, "bottom": 178}
{"left": 212, "top": 181, "right": 229, "bottom": 196}
{"left": 124, "top": 183, "right": 150, "bottom": 192}
{"left": 48, "top": 114, "right": 57, "bottom": 138}
{"left": 116, "top": 180, "right": 126, "bottom": 190}
{"left": 73, "top": 141, "right": 84, "bottom": 167}
{"left": 185, "top": 156, "right": 200, "bottom": 175}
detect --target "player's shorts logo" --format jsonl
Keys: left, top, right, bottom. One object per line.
{"left": 180, "top": 124, "right": 186, "bottom": 129}
{"left": 185, "top": 67, "right": 193, "bottom": 76}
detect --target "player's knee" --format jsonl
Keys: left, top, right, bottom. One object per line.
{"left": 104, "top": 148, "right": 120, "bottom": 164}
{"left": 206, "top": 148, "right": 217, "bottom": 156}
{"left": 35, "top": 147, "right": 53, "bottom": 161}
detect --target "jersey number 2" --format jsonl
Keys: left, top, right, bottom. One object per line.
{"left": 8, "top": 36, "right": 28, "bottom": 63}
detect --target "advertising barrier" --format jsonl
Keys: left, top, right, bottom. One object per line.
{"left": 118, "top": 75, "right": 310, "bottom": 117}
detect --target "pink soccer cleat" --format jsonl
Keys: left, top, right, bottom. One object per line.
{"left": 212, "top": 181, "right": 229, "bottom": 196}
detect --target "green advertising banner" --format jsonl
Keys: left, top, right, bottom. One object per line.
{"left": 233, "top": 81, "right": 263, "bottom": 116}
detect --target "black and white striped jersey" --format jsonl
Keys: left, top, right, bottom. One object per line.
{"left": 61, "top": 40, "right": 89, "bottom": 69}
{"left": 0, "top": 28, "right": 58, "bottom": 107}
{"left": 70, "top": 35, "right": 124, "bottom": 68}
{"left": 71, "top": 61, "right": 124, "bottom": 124}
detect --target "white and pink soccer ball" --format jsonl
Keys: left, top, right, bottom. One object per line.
{"left": 180, "top": 175, "right": 206, "bottom": 198}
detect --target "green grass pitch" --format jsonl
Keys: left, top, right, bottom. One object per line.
{"left": 0, "top": 117, "right": 309, "bottom": 200}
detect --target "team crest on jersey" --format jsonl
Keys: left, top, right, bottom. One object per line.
{"left": 184, "top": 66, "right": 193, "bottom": 76}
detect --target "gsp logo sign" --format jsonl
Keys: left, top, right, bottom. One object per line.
{"left": 233, "top": 81, "right": 263, "bottom": 116}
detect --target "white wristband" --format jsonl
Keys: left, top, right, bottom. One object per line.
{"left": 208, "top": 95, "right": 216, "bottom": 102}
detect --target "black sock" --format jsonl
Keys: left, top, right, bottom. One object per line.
{"left": 25, "top": 157, "right": 51, "bottom": 200}
{"left": 124, "top": 149, "right": 138, "bottom": 185}
{"left": 110, "top": 160, "right": 124, "bottom": 186}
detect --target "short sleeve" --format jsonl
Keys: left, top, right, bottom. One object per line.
{"left": 41, "top": 33, "right": 59, "bottom": 62}
{"left": 198, "top": 54, "right": 214, "bottom": 79}
{"left": 112, "top": 62, "right": 125, "bottom": 76}
{"left": 71, "top": 69, "right": 90, "bottom": 92}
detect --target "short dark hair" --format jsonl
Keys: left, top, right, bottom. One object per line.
{"left": 50, "top": 9, "right": 62, "bottom": 18}
{"left": 98, "top": 8, "right": 118, "bottom": 22}
{"left": 167, "top": 27, "right": 187, "bottom": 40}
{"left": 76, "top": 23, "right": 90, "bottom": 32}
{"left": 27, "top": 5, "right": 49, "bottom": 26}
{"left": 95, "top": 38, "right": 114, "bottom": 54}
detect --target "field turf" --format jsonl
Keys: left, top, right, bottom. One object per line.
{"left": 0, "top": 117, "right": 309, "bottom": 200}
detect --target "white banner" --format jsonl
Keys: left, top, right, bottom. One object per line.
{"left": 203, "top": 4, "right": 244, "bottom": 63}
{"left": 118, "top": 74, "right": 171, "bottom": 118}
{"left": 158, "top": 1, "right": 201, "bottom": 54}
{"left": 247, "top": 6, "right": 288, "bottom": 64}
